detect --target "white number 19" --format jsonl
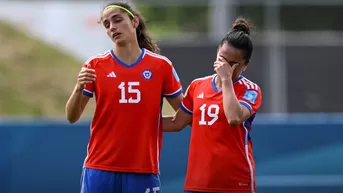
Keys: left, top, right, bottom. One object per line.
{"left": 199, "top": 104, "right": 220, "bottom": 125}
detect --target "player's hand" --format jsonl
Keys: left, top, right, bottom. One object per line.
{"left": 77, "top": 65, "right": 96, "bottom": 90}
{"left": 214, "top": 57, "right": 239, "bottom": 81}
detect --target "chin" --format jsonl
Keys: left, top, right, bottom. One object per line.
{"left": 113, "top": 39, "right": 126, "bottom": 46}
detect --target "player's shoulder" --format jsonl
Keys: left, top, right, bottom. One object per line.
{"left": 237, "top": 76, "right": 261, "bottom": 91}
{"left": 190, "top": 75, "right": 214, "bottom": 86}
{"left": 84, "top": 50, "right": 112, "bottom": 67}
{"left": 186, "top": 75, "right": 214, "bottom": 93}
{"left": 144, "top": 49, "right": 173, "bottom": 66}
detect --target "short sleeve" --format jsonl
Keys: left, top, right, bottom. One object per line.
{"left": 81, "top": 62, "right": 95, "bottom": 98}
{"left": 238, "top": 85, "right": 262, "bottom": 115}
{"left": 180, "top": 82, "right": 195, "bottom": 115}
{"left": 163, "top": 61, "right": 183, "bottom": 98}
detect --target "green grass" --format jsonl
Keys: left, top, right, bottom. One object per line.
{"left": 0, "top": 20, "right": 94, "bottom": 117}
{"left": 0, "top": 20, "right": 175, "bottom": 117}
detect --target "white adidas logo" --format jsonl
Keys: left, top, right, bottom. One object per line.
{"left": 107, "top": 72, "right": 116, "bottom": 78}
{"left": 197, "top": 93, "right": 204, "bottom": 99}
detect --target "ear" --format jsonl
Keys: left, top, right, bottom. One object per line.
{"left": 242, "top": 64, "right": 248, "bottom": 71}
{"left": 132, "top": 16, "right": 140, "bottom": 29}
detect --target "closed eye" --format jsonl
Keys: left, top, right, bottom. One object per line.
{"left": 103, "top": 20, "right": 110, "bottom": 28}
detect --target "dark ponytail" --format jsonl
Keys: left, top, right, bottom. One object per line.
{"left": 103, "top": 1, "right": 160, "bottom": 54}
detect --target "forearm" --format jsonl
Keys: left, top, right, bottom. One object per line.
{"left": 65, "top": 85, "right": 84, "bottom": 123}
{"left": 162, "top": 116, "right": 183, "bottom": 132}
{"left": 221, "top": 79, "right": 244, "bottom": 124}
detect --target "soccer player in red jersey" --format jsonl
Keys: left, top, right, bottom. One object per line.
{"left": 65, "top": 2, "right": 183, "bottom": 193}
{"left": 162, "top": 17, "right": 262, "bottom": 193}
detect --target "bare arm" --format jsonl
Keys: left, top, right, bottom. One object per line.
{"left": 162, "top": 108, "right": 192, "bottom": 132}
{"left": 65, "top": 67, "right": 96, "bottom": 124}
{"left": 221, "top": 79, "right": 250, "bottom": 126}
{"left": 65, "top": 85, "right": 90, "bottom": 123}
{"left": 166, "top": 93, "right": 184, "bottom": 111}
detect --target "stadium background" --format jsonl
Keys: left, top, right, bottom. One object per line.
{"left": 0, "top": 0, "right": 342, "bottom": 193}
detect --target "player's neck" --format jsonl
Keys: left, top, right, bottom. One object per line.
{"left": 215, "top": 75, "right": 222, "bottom": 90}
{"left": 113, "top": 42, "right": 142, "bottom": 65}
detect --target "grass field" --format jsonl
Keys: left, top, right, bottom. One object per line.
{"left": 0, "top": 21, "right": 174, "bottom": 118}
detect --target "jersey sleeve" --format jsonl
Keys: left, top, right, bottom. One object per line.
{"left": 81, "top": 62, "right": 95, "bottom": 98}
{"left": 237, "top": 85, "right": 262, "bottom": 115}
{"left": 163, "top": 61, "right": 183, "bottom": 98}
{"left": 180, "top": 82, "right": 195, "bottom": 115}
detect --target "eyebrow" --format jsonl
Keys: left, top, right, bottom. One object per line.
{"left": 103, "top": 14, "right": 121, "bottom": 22}
{"left": 219, "top": 55, "right": 230, "bottom": 63}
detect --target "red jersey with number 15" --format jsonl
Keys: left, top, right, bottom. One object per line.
{"left": 181, "top": 75, "right": 262, "bottom": 193}
{"left": 81, "top": 48, "right": 182, "bottom": 174}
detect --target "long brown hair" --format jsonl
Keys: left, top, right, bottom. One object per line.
{"left": 102, "top": 1, "right": 160, "bottom": 54}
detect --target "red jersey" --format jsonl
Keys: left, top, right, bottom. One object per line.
{"left": 81, "top": 48, "right": 182, "bottom": 174}
{"left": 181, "top": 75, "right": 262, "bottom": 193}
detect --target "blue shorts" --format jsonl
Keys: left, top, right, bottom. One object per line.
{"left": 81, "top": 168, "right": 162, "bottom": 193}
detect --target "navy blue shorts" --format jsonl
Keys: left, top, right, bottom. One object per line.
{"left": 81, "top": 168, "right": 162, "bottom": 193}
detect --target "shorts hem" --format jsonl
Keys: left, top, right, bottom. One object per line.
{"left": 184, "top": 187, "right": 254, "bottom": 193}
{"left": 85, "top": 164, "right": 159, "bottom": 174}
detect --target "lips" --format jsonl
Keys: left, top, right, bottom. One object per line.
{"left": 112, "top": 32, "right": 121, "bottom": 39}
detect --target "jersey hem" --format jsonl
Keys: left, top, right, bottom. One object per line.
{"left": 239, "top": 100, "right": 252, "bottom": 114}
{"left": 184, "top": 187, "right": 254, "bottom": 193}
{"left": 164, "top": 88, "right": 183, "bottom": 98}
{"left": 85, "top": 164, "right": 159, "bottom": 174}
{"left": 181, "top": 102, "right": 192, "bottom": 115}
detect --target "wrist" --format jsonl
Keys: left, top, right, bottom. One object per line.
{"left": 221, "top": 78, "right": 233, "bottom": 84}
{"left": 221, "top": 79, "right": 234, "bottom": 91}
{"left": 75, "top": 84, "right": 84, "bottom": 92}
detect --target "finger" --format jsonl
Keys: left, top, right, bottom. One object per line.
{"left": 79, "top": 79, "right": 94, "bottom": 85}
{"left": 80, "top": 67, "right": 95, "bottom": 74}
{"left": 85, "top": 78, "right": 96, "bottom": 82}
{"left": 218, "top": 56, "right": 229, "bottom": 64}
{"left": 218, "top": 56, "right": 224, "bottom": 62}
{"left": 232, "top": 63, "right": 240, "bottom": 70}
{"left": 80, "top": 81, "right": 93, "bottom": 85}
{"left": 85, "top": 73, "right": 96, "bottom": 78}
{"left": 85, "top": 75, "right": 96, "bottom": 81}
{"left": 214, "top": 62, "right": 223, "bottom": 66}
{"left": 85, "top": 68, "right": 95, "bottom": 73}
{"left": 79, "top": 76, "right": 95, "bottom": 82}
{"left": 79, "top": 72, "right": 96, "bottom": 79}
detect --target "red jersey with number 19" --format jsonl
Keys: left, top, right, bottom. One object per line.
{"left": 181, "top": 75, "right": 262, "bottom": 193}
{"left": 81, "top": 48, "right": 182, "bottom": 174}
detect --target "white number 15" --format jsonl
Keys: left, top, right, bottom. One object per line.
{"left": 118, "top": 81, "right": 141, "bottom": 103}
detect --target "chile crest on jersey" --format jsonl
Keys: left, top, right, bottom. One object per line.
{"left": 142, "top": 69, "right": 153, "bottom": 80}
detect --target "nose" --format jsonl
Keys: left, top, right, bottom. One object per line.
{"left": 109, "top": 22, "right": 117, "bottom": 32}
